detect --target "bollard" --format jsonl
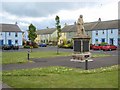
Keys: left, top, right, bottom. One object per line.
{"left": 28, "top": 51, "right": 30, "bottom": 60}
{"left": 85, "top": 59, "right": 88, "bottom": 70}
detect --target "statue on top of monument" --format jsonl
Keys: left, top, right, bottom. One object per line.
{"left": 76, "top": 15, "right": 86, "bottom": 36}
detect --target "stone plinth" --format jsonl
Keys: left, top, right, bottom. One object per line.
{"left": 71, "top": 52, "right": 93, "bottom": 62}
{"left": 71, "top": 35, "right": 92, "bottom": 62}
{"left": 73, "top": 36, "right": 90, "bottom": 53}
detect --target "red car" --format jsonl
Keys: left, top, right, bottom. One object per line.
{"left": 90, "top": 44, "right": 94, "bottom": 49}
{"left": 92, "top": 44, "right": 103, "bottom": 50}
{"left": 102, "top": 45, "right": 117, "bottom": 51}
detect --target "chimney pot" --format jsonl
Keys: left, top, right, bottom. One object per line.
{"left": 98, "top": 18, "right": 101, "bottom": 21}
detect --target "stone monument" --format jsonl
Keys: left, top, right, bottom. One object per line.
{"left": 71, "top": 15, "right": 92, "bottom": 62}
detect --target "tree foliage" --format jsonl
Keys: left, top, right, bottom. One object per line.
{"left": 55, "top": 15, "right": 61, "bottom": 54}
{"left": 28, "top": 24, "right": 37, "bottom": 42}
{"left": 55, "top": 15, "right": 61, "bottom": 40}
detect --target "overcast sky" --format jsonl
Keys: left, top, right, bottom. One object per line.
{"left": 1, "top": 0, "right": 119, "bottom": 31}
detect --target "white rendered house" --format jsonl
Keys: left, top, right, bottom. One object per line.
{"left": 0, "top": 24, "right": 23, "bottom": 48}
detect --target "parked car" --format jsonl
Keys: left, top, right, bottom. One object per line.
{"left": 39, "top": 43, "right": 47, "bottom": 47}
{"left": 90, "top": 44, "right": 94, "bottom": 49}
{"left": 92, "top": 44, "right": 103, "bottom": 50}
{"left": 12, "top": 44, "right": 19, "bottom": 50}
{"left": 2, "top": 44, "right": 19, "bottom": 50}
{"left": 2, "top": 45, "right": 12, "bottom": 50}
{"left": 101, "top": 45, "right": 117, "bottom": 51}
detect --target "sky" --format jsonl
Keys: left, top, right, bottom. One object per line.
{"left": 0, "top": 0, "right": 119, "bottom": 32}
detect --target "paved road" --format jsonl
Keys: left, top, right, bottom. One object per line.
{"left": 2, "top": 46, "right": 118, "bottom": 55}
{"left": 2, "top": 47, "right": 118, "bottom": 70}
{"left": 2, "top": 55, "right": 118, "bottom": 71}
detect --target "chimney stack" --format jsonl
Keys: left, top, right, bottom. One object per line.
{"left": 98, "top": 18, "right": 101, "bottom": 22}
{"left": 74, "top": 21, "right": 76, "bottom": 25}
{"left": 64, "top": 23, "right": 67, "bottom": 26}
{"left": 15, "top": 22, "right": 17, "bottom": 25}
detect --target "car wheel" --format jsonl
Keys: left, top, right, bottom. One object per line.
{"left": 109, "top": 49, "right": 112, "bottom": 51}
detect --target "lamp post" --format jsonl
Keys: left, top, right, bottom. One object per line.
{"left": 85, "top": 59, "right": 88, "bottom": 70}
{"left": 27, "top": 50, "right": 30, "bottom": 60}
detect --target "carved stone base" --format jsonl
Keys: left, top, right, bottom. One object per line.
{"left": 70, "top": 59, "right": 93, "bottom": 62}
{"left": 70, "top": 52, "right": 93, "bottom": 62}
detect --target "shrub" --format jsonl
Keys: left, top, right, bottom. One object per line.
{"left": 24, "top": 45, "right": 30, "bottom": 48}
{"left": 100, "top": 42, "right": 108, "bottom": 46}
{"left": 32, "top": 42, "right": 38, "bottom": 48}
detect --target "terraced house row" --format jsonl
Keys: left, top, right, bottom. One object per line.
{"left": 0, "top": 19, "right": 119, "bottom": 47}
{"left": 36, "top": 19, "right": 119, "bottom": 46}
{"left": 0, "top": 24, "right": 23, "bottom": 47}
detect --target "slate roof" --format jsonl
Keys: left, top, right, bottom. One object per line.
{"left": 37, "top": 28, "right": 56, "bottom": 35}
{"left": 0, "top": 24, "right": 22, "bottom": 32}
{"left": 61, "top": 20, "right": 119, "bottom": 32}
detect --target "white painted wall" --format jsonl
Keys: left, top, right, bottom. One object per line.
{"left": 0, "top": 32, "right": 23, "bottom": 47}
{"left": 92, "top": 29, "right": 118, "bottom": 46}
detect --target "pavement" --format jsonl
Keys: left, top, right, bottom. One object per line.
{"left": 2, "top": 55, "right": 118, "bottom": 71}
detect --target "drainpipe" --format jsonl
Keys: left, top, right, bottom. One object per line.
{"left": 106, "top": 29, "right": 108, "bottom": 44}
{"left": 5, "top": 32, "right": 7, "bottom": 45}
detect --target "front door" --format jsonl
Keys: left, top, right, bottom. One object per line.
{"left": 0, "top": 40, "right": 3, "bottom": 45}
{"left": 8, "top": 40, "right": 12, "bottom": 45}
{"left": 110, "top": 38, "right": 114, "bottom": 45}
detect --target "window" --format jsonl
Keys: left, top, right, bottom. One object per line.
{"left": 44, "top": 40, "right": 45, "bottom": 43}
{"left": 9, "top": 32, "right": 11, "bottom": 36}
{"left": 102, "top": 30, "right": 104, "bottom": 34}
{"left": 95, "top": 39, "right": 98, "bottom": 42}
{"left": 96, "top": 31, "right": 98, "bottom": 35}
{"left": 119, "top": 29, "right": 120, "bottom": 34}
{"left": 111, "top": 30, "right": 113, "bottom": 33}
{"left": 0, "top": 32, "right": 2, "bottom": 36}
{"left": 15, "top": 32, "right": 18, "bottom": 37}
{"left": 15, "top": 40, "right": 18, "bottom": 44}
{"left": 41, "top": 40, "right": 43, "bottom": 43}
{"left": 95, "top": 39, "right": 98, "bottom": 44}
{"left": 101, "top": 38, "right": 105, "bottom": 42}
{"left": 69, "top": 32, "right": 71, "bottom": 36}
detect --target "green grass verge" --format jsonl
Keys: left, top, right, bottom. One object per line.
{"left": 1, "top": 51, "right": 71, "bottom": 64}
{"left": 92, "top": 54, "right": 111, "bottom": 58}
{"left": 2, "top": 65, "right": 118, "bottom": 88}
{"left": 1, "top": 51, "right": 111, "bottom": 64}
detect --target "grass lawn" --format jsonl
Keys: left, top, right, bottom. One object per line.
{"left": 2, "top": 65, "right": 118, "bottom": 88}
{"left": 1, "top": 51, "right": 111, "bottom": 64}
{"left": 1, "top": 51, "right": 71, "bottom": 64}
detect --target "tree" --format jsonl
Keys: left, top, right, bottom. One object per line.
{"left": 28, "top": 24, "right": 37, "bottom": 43}
{"left": 28, "top": 24, "right": 37, "bottom": 52}
{"left": 55, "top": 15, "right": 61, "bottom": 54}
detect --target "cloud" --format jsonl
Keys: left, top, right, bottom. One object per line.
{"left": 2, "top": 2, "right": 98, "bottom": 17}
{"left": 1, "top": 1, "right": 119, "bottom": 31}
